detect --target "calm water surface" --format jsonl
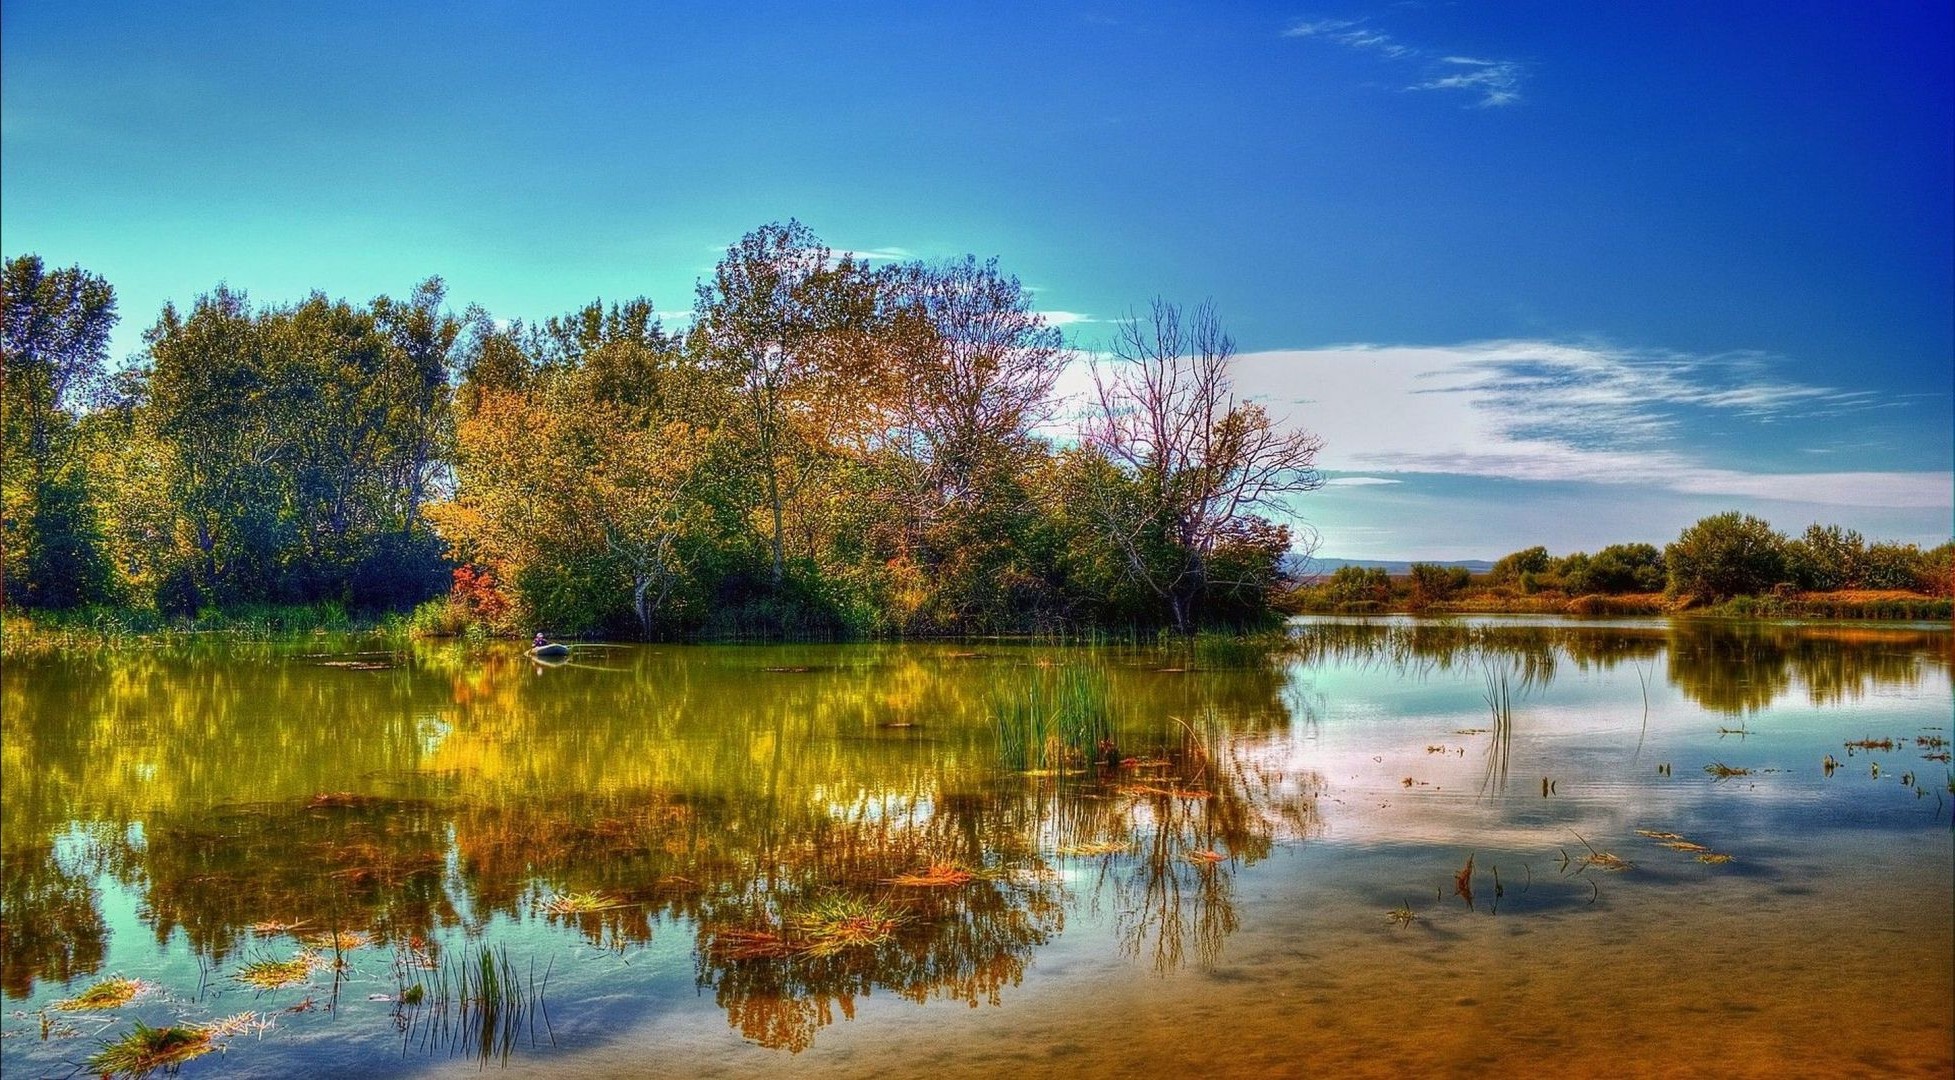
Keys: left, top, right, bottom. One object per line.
{"left": 3, "top": 617, "right": 1950, "bottom": 1078}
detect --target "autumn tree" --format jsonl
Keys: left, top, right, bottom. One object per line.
{"left": 1081, "top": 299, "right": 1323, "bottom": 632}
{"left": 878, "top": 256, "right": 1067, "bottom": 629}
{"left": 689, "top": 221, "right": 885, "bottom": 590}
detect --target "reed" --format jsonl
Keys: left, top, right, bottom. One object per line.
{"left": 993, "top": 664, "right": 1111, "bottom": 771}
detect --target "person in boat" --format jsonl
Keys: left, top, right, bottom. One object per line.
{"left": 533, "top": 631, "right": 548, "bottom": 649}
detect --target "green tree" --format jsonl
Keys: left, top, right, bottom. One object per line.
{"left": 1665, "top": 512, "right": 1788, "bottom": 600}
{"left": 1784, "top": 523, "right": 1865, "bottom": 591}
{"left": 1, "top": 255, "right": 118, "bottom": 607}
{"left": 689, "top": 221, "right": 884, "bottom": 591}
{"left": 1490, "top": 546, "right": 1551, "bottom": 587}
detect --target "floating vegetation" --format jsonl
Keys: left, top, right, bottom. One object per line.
{"left": 236, "top": 953, "right": 318, "bottom": 990}
{"left": 1055, "top": 840, "right": 1128, "bottom": 857}
{"left": 250, "top": 919, "right": 310, "bottom": 935}
{"left": 706, "top": 928, "right": 798, "bottom": 961}
{"left": 1822, "top": 754, "right": 1842, "bottom": 776}
{"left": 794, "top": 896, "right": 902, "bottom": 957}
{"left": 1636, "top": 829, "right": 1733, "bottom": 864}
{"left": 298, "top": 929, "right": 374, "bottom": 952}
{"left": 1568, "top": 833, "right": 1631, "bottom": 872}
{"left": 1844, "top": 737, "right": 1895, "bottom": 752}
{"left": 1918, "top": 734, "right": 1949, "bottom": 750}
{"left": 1386, "top": 903, "right": 1417, "bottom": 927}
{"left": 885, "top": 863, "right": 975, "bottom": 887}
{"left": 1454, "top": 853, "right": 1475, "bottom": 906}
{"left": 53, "top": 977, "right": 144, "bottom": 1011}
{"left": 89, "top": 1022, "right": 215, "bottom": 1078}
{"left": 1716, "top": 724, "right": 1750, "bottom": 738}
{"left": 1704, "top": 762, "right": 1752, "bottom": 780}
{"left": 535, "top": 891, "right": 625, "bottom": 916}
{"left": 1184, "top": 849, "right": 1228, "bottom": 865}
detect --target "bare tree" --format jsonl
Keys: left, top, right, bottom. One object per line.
{"left": 1082, "top": 298, "right": 1323, "bottom": 632}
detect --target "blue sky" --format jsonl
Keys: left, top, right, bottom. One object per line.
{"left": 4, "top": 2, "right": 1949, "bottom": 558}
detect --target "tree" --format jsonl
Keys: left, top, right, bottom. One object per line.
{"left": 1081, "top": 299, "right": 1323, "bottom": 632}
{"left": 689, "top": 221, "right": 883, "bottom": 589}
{"left": 1408, "top": 562, "right": 1469, "bottom": 606}
{"left": 1665, "top": 512, "right": 1787, "bottom": 600}
{"left": 1491, "top": 546, "right": 1551, "bottom": 586}
{"left": 1583, "top": 543, "right": 1665, "bottom": 594}
{"left": 1, "top": 255, "right": 118, "bottom": 607}
{"left": 1784, "top": 523, "right": 1865, "bottom": 591}
{"left": 879, "top": 256, "right": 1067, "bottom": 630}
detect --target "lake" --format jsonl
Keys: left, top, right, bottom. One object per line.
{"left": 3, "top": 617, "right": 1949, "bottom": 1078}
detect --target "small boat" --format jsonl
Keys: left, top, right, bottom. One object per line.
{"left": 530, "top": 642, "right": 571, "bottom": 658}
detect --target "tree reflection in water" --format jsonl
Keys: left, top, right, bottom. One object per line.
{"left": 1, "top": 623, "right": 1946, "bottom": 1056}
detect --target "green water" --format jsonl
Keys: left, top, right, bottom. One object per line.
{"left": 2, "top": 618, "right": 1949, "bottom": 1078}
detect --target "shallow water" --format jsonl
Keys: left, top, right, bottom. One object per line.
{"left": 3, "top": 618, "right": 1949, "bottom": 1078}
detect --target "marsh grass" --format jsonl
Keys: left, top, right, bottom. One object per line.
{"left": 1479, "top": 666, "right": 1515, "bottom": 798}
{"left": 236, "top": 953, "right": 319, "bottom": 990}
{"left": 54, "top": 977, "right": 143, "bottom": 1011}
{"left": 396, "top": 945, "right": 551, "bottom": 1065}
{"left": 994, "top": 665, "right": 1112, "bottom": 771}
{"left": 88, "top": 1022, "right": 215, "bottom": 1078}
{"left": 884, "top": 863, "right": 975, "bottom": 887}
{"left": 535, "top": 891, "right": 625, "bottom": 916}
{"left": 794, "top": 895, "right": 903, "bottom": 957}
{"left": 1703, "top": 762, "right": 1752, "bottom": 780}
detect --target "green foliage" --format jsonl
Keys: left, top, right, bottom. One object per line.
{"left": 2, "top": 255, "right": 119, "bottom": 609}
{"left": 1490, "top": 545, "right": 1551, "bottom": 584}
{"left": 1407, "top": 562, "right": 1469, "bottom": 606}
{"left": 1666, "top": 512, "right": 1789, "bottom": 601}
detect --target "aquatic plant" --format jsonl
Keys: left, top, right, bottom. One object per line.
{"left": 993, "top": 664, "right": 1112, "bottom": 771}
{"left": 885, "top": 863, "right": 975, "bottom": 887}
{"left": 1703, "top": 762, "right": 1752, "bottom": 779}
{"left": 1386, "top": 903, "right": 1416, "bottom": 927}
{"left": 793, "top": 895, "right": 902, "bottom": 957}
{"left": 535, "top": 890, "right": 625, "bottom": 916}
{"left": 236, "top": 953, "right": 318, "bottom": 990}
{"left": 54, "top": 976, "right": 142, "bottom": 1011}
{"left": 88, "top": 1022, "right": 215, "bottom": 1078}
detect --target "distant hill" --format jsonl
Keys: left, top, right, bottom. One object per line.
{"left": 1285, "top": 555, "right": 1495, "bottom": 578}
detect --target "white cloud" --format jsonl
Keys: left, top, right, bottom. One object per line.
{"left": 1223, "top": 342, "right": 1950, "bottom": 510}
{"left": 1036, "top": 310, "right": 1097, "bottom": 327}
{"left": 831, "top": 246, "right": 915, "bottom": 263}
{"left": 1410, "top": 57, "right": 1522, "bottom": 107}
{"left": 1284, "top": 16, "right": 1524, "bottom": 106}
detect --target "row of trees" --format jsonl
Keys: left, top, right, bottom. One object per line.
{"left": 1311, "top": 516, "right": 1951, "bottom": 609}
{"left": 3, "top": 225, "right": 1325, "bottom": 636}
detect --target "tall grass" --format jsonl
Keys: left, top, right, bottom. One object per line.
{"left": 396, "top": 944, "right": 551, "bottom": 1064}
{"left": 994, "top": 665, "right": 1112, "bottom": 771}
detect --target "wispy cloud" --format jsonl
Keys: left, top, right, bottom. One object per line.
{"left": 1036, "top": 310, "right": 1097, "bottom": 328}
{"left": 831, "top": 245, "right": 915, "bottom": 263}
{"left": 1220, "top": 341, "right": 1949, "bottom": 510}
{"left": 1412, "top": 57, "right": 1522, "bottom": 108}
{"left": 1283, "top": 16, "right": 1525, "bottom": 107}
{"left": 1323, "top": 476, "right": 1404, "bottom": 487}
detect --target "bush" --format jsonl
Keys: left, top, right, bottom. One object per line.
{"left": 1666, "top": 513, "right": 1787, "bottom": 601}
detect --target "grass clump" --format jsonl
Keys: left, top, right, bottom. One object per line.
{"left": 1703, "top": 762, "right": 1752, "bottom": 779}
{"left": 236, "top": 953, "right": 317, "bottom": 989}
{"left": 1386, "top": 903, "right": 1417, "bottom": 928}
{"left": 884, "top": 863, "right": 975, "bottom": 887}
{"left": 535, "top": 890, "right": 625, "bottom": 916}
{"left": 89, "top": 1022, "right": 215, "bottom": 1078}
{"left": 54, "top": 976, "right": 144, "bottom": 1011}
{"left": 794, "top": 896, "right": 902, "bottom": 957}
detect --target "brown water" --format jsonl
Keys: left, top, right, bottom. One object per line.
{"left": 2, "top": 617, "right": 1949, "bottom": 1078}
